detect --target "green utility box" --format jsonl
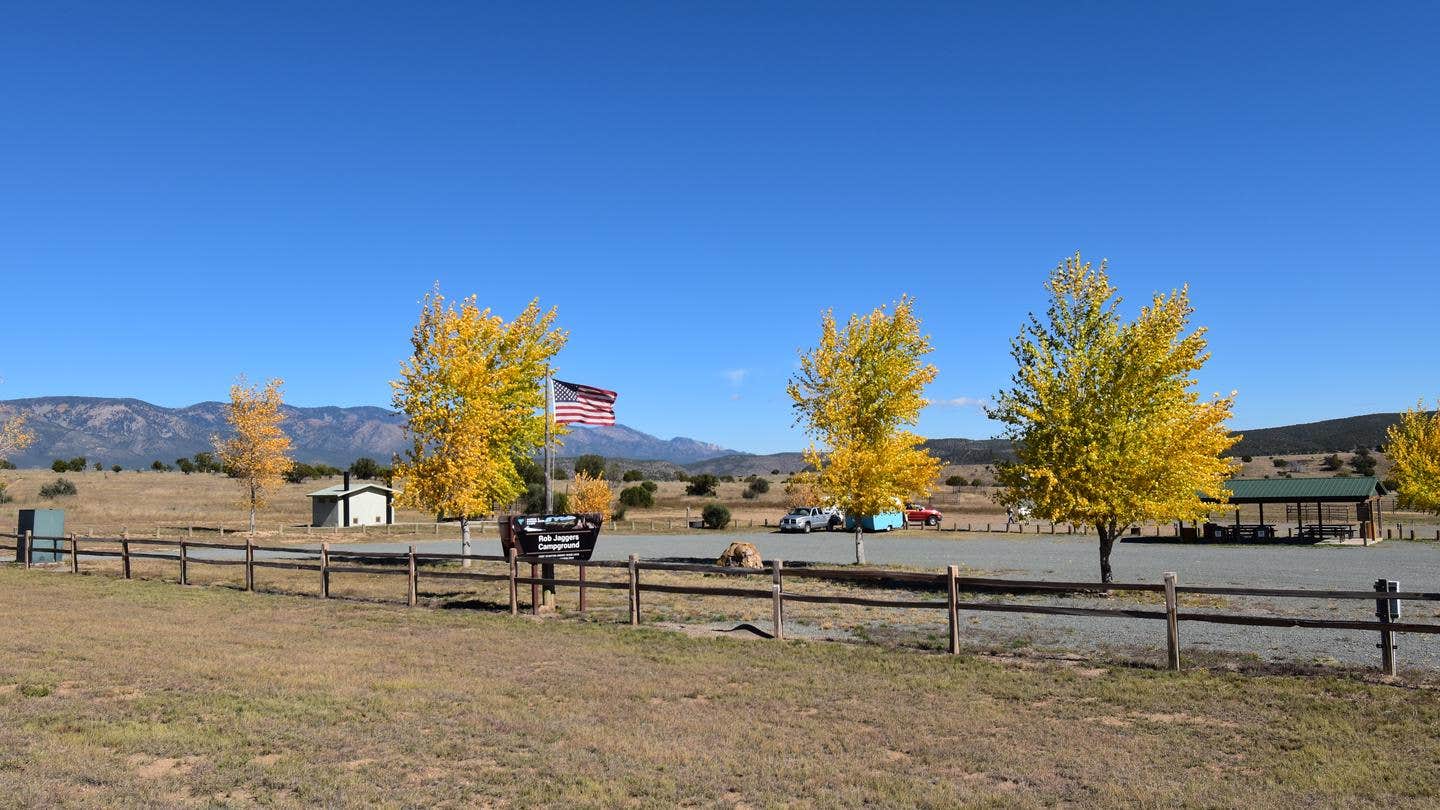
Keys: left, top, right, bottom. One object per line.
{"left": 18, "top": 509, "right": 65, "bottom": 564}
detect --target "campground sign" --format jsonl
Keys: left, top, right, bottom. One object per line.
{"left": 500, "top": 512, "right": 602, "bottom": 561}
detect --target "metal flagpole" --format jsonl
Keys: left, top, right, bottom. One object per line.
{"left": 541, "top": 369, "right": 556, "bottom": 608}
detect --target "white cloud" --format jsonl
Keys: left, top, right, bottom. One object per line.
{"left": 933, "top": 396, "right": 990, "bottom": 410}
{"left": 721, "top": 368, "right": 748, "bottom": 387}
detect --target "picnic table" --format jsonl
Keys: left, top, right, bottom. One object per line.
{"left": 1296, "top": 524, "right": 1355, "bottom": 540}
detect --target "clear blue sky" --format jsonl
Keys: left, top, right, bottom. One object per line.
{"left": 3, "top": 2, "right": 1437, "bottom": 453}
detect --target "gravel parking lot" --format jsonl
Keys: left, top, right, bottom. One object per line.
{"left": 323, "top": 530, "right": 1440, "bottom": 672}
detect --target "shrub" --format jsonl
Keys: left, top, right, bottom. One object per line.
{"left": 51, "top": 459, "right": 67, "bottom": 473}
{"left": 770, "top": 469, "right": 780, "bottom": 475}
{"left": 619, "top": 486, "right": 654, "bottom": 508}
{"left": 176, "top": 458, "right": 196, "bottom": 475}
{"left": 349, "top": 457, "right": 382, "bottom": 479}
{"left": 612, "top": 506, "right": 626, "bottom": 522}
{"left": 745, "top": 478, "right": 771, "bottom": 495}
{"left": 641, "top": 480, "right": 657, "bottom": 493}
{"left": 971, "top": 477, "right": 984, "bottom": 487}
{"left": 0, "top": 459, "right": 16, "bottom": 470}
{"left": 945, "top": 475, "right": 966, "bottom": 487}
{"left": 92, "top": 462, "right": 103, "bottom": 471}
{"left": 151, "top": 460, "right": 169, "bottom": 471}
{"left": 39, "top": 478, "right": 78, "bottom": 499}
{"left": 573, "top": 454, "right": 606, "bottom": 479}
{"left": 741, "top": 489, "right": 757, "bottom": 499}
{"left": 1241, "top": 455, "right": 1253, "bottom": 463}
{"left": 1321, "top": 454, "right": 1344, "bottom": 472}
{"left": 1272, "top": 458, "right": 1288, "bottom": 468}
{"left": 674, "top": 471, "right": 691, "bottom": 482}
{"left": 622, "top": 469, "right": 643, "bottom": 482}
{"left": 192, "top": 452, "right": 223, "bottom": 473}
{"left": 553, "top": 468, "right": 567, "bottom": 480}
{"left": 686, "top": 474, "right": 719, "bottom": 497}
{"left": 67, "top": 457, "right": 87, "bottom": 472}
{"left": 701, "top": 503, "right": 731, "bottom": 530}
{"left": 1349, "top": 447, "right": 1376, "bottom": 476}
{"left": 0, "top": 482, "right": 10, "bottom": 504}
{"left": 111, "top": 465, "right": 122, "bottom": 473}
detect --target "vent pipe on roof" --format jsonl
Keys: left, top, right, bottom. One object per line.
{"left": 343, "top": 472, "right": 350, "bottom": 492}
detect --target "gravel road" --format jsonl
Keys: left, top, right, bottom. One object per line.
{"left": 261, "top": 530, "right": 1440, "bottom": 671}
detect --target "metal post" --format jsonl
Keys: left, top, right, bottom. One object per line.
{"left": 530, "top": 562, "right": 540, "bottom": 616}
{"left": 544, "top": 370, "right": 554, "bottom": 514}
{"left": 69, "top": 534, "right": 78, "bottom": 574}
{"left": 578, "top": 562, "right": 588, "bottom": 613}
{"left": 1163, "top": 572, "right": 1180, "bottom": 671}
{"left": 1376, "top": 578, "right": 1398, "bottom": 676}
{"left": 628, "top": 554, "right": 640, "bottom": 626}
{"left": 771, "top": 559, "right": 784, "bottom": 640}
{"left": 320, "top": 542, "right": 330, "bottom": 598}
{"left": 947, "top": 564, "right": 960, "bottom": 655}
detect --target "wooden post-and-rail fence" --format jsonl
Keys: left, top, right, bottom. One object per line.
{"left": 6, "top": 531, "right": 1438, "bottom": 677}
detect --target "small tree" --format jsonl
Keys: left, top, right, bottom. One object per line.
{"left": 151, "top": 460, "right": 169, "bottom": 472}
{"left": 622, "top": 469, "right": 644, "bottom": 482}
{"left": 569, "top": 470, "right": 613, "bottom": 520}
{"left": 1386, "top": 402, "right": 1440, "bottom": 513}
{"left": 641, "top": 480, "right": 657, "bottom": 493}
{"left": 0, "top": 408, "right": 33, "bottom": 465}
{"left": 619, "top": 485, "right": 654, "bottom": 508}
{"left": 391, "top": 290, "right": 566, "bottom": 561}
{"left": 945, "top": 475, "right": 965, "bottom": 488}
{"left": 111, "top": 464, "right": 122, "bottom": 473}
{"left": 573, "top": 454, "right": 606, "bottom": 479}
{"left": 1321, "top": 454, "right": 1344, "bottom": 472}
{"left": 214, "top": 377, "right": 295, "bottom": 533}
{"left": 685, "top": 474, "right": 719, "bottom": 497}
{"left": 1349, "top": 447, "right": 1377, "bottom": 476}
{"left": 988, "top": 254, "right": 1237, "bottom": 582}
{"left": 350, "top": 457, "right": 382, "bottom": 479}
{"left": 51, "top": 460, "right": 67, "bottom": 473}
{"left": 788, "top": 297, "right": 941, "bottom": 564}
{"left": 701, "top": 503, "right": 731, "bottom": 530}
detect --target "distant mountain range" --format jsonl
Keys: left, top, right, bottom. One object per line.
{"left": 0, "top": 396, "right": 1416, "bottom": 472}
{"left": 0, "top": 397, "right": 737, "bottom": 469}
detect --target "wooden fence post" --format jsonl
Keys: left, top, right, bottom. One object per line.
{"left": 121, "top": 531, "right": 131, "bottom": 579}
{"left": 578, "top": 562, "right": 588, "bottom": 614}
{"left": 530, "top": 561, "right": 540, "bottom": 616}
{"left": 507, "top": 547, "right": 519, "bottom": 616}
{"left": 179, "top": 541, "right": 188, "bottom": 585}
{"left": 320, "top": 542, "right": 330, "bottom": 598}
{"left": 21, "top": 530, "right": 31, "bottom": 569}
{"left": 407, "top": 545, "right": 417, "bottom": 607}
{"left": 1163, "top": 572, "right": 1180, "bottom": 671}
{"left": 628, "top": 554, "right": 640, "bottom": 626}
{"left": 771, "top": 559, "right": 784, "bottom": 640}
{"left": 947, "top": 564, "right": 960, "bottom": 655}
{"left": 69, "top": 534, "right": 78, "bottom": 574}
{"left": 244, "top": 538, "right": 254, "bottom": 592}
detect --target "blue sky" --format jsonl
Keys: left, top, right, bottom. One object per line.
{"left": 3, "top": 2, "right": 1437, "bottom": 453}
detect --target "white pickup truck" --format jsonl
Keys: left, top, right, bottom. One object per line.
{"left": 778, "top": 506, "right": 843, "bottom": 533}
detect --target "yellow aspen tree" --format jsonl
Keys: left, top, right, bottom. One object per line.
{"left": 214, "top": 377, "right": 294, "bottom": 533}
{"left": 0, "top": 412, "right": 33, "bottom": 463}
{"left": 568, "top": 470, "right": 613, "bottom": 521}
{"left": 788, "top": 297, "right": 941, "bottom": 564}
{"left": 988, "top": 253, "right": 1238, "bottom": 582}
{"left": 391, "top": 289, "right": 566, "bottom": 562}
{"left": 1385, "top": 402, "right": 1440, "bottom": 513}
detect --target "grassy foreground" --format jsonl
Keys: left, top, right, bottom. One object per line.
{"left": 3, "top": 569, "right": 1439, "bottom": 808}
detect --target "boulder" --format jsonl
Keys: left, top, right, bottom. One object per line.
{"left": 716, "top": 541, "right": 762, "bottom": 569}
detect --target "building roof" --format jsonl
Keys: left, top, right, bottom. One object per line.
{"left": 307, "top": 482, "right": 395, "bottom": 499}
{"left": 1206, "top": 477, "right": 1385, "bottom": 504}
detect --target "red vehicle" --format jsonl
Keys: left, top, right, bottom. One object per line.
{"left": 905, "top": 503, "right": 943, "bottom": 527}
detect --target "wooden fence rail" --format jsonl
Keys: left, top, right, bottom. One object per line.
{"left": 4, "top": 531, "right": 1431, "bottom": 676}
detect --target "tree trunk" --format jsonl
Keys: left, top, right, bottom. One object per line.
{"left": 854, "top": 525, "right": 866, "bottom": 566}
{"left": 460, "top": 516, "right": 472, "bottom": 569}
{"left": 1097, "top": 523, "right": 1115, "bottom": 584}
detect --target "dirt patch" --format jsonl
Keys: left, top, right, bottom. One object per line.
{"left": 129, "top": 755, "right": 203, "bottom": 779}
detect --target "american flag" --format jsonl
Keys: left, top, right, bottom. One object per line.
{"left": 553, "top": 379, "right": 618, "bottom": 426}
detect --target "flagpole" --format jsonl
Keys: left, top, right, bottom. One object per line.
{"left": 544, "top": 368, "right": 554, "bottom": 514}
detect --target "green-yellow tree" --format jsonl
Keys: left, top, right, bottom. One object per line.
{"left": 0, "top": 412, "right": 33, "bottom": 463}
{"left": 1385, "top": 402, "right": 1440, "bottom": 513}
{"left": 214, "top": 377, "right": 294, "bottom": 533}
{"left": 988, "top": 253, "right": 1238, "bottom": 582}
{"left": 788, "top": 297, "right": 941, "bottom": 564}
{"left": 391, "top": 290, "right": 566, "bottom": 561}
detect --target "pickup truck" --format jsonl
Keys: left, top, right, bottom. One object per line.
{"left": 778, "top": 506, "right": 843, "bottom": 533}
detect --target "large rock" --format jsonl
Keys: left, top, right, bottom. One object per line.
{"left": 716, "top": 542, "right": 762, "bottom": 568}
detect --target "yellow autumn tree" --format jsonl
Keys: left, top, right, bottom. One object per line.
{"left": 788, "top": 297, "right": 941, "bottom": 564}
{"left": 988, "top": 253, "right": 1238, "bottom": 582}
{"left": 391, "top": 289, "right": 566, "bottom": 560}
{"left": 1385, "top": 401, "right": 1440, "bottom": 513}
{"left": 0, "top": 412, "right": 33, "bottom": 463}
{"left": 214, "top": 377, "right": 294, "bottom": 533}
{"left": 569, "top": 470, "right": 613, "bottom": 521}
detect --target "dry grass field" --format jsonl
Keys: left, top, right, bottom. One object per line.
{"left": 4, "top": 566, "right": 1440, "bottom": 807}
